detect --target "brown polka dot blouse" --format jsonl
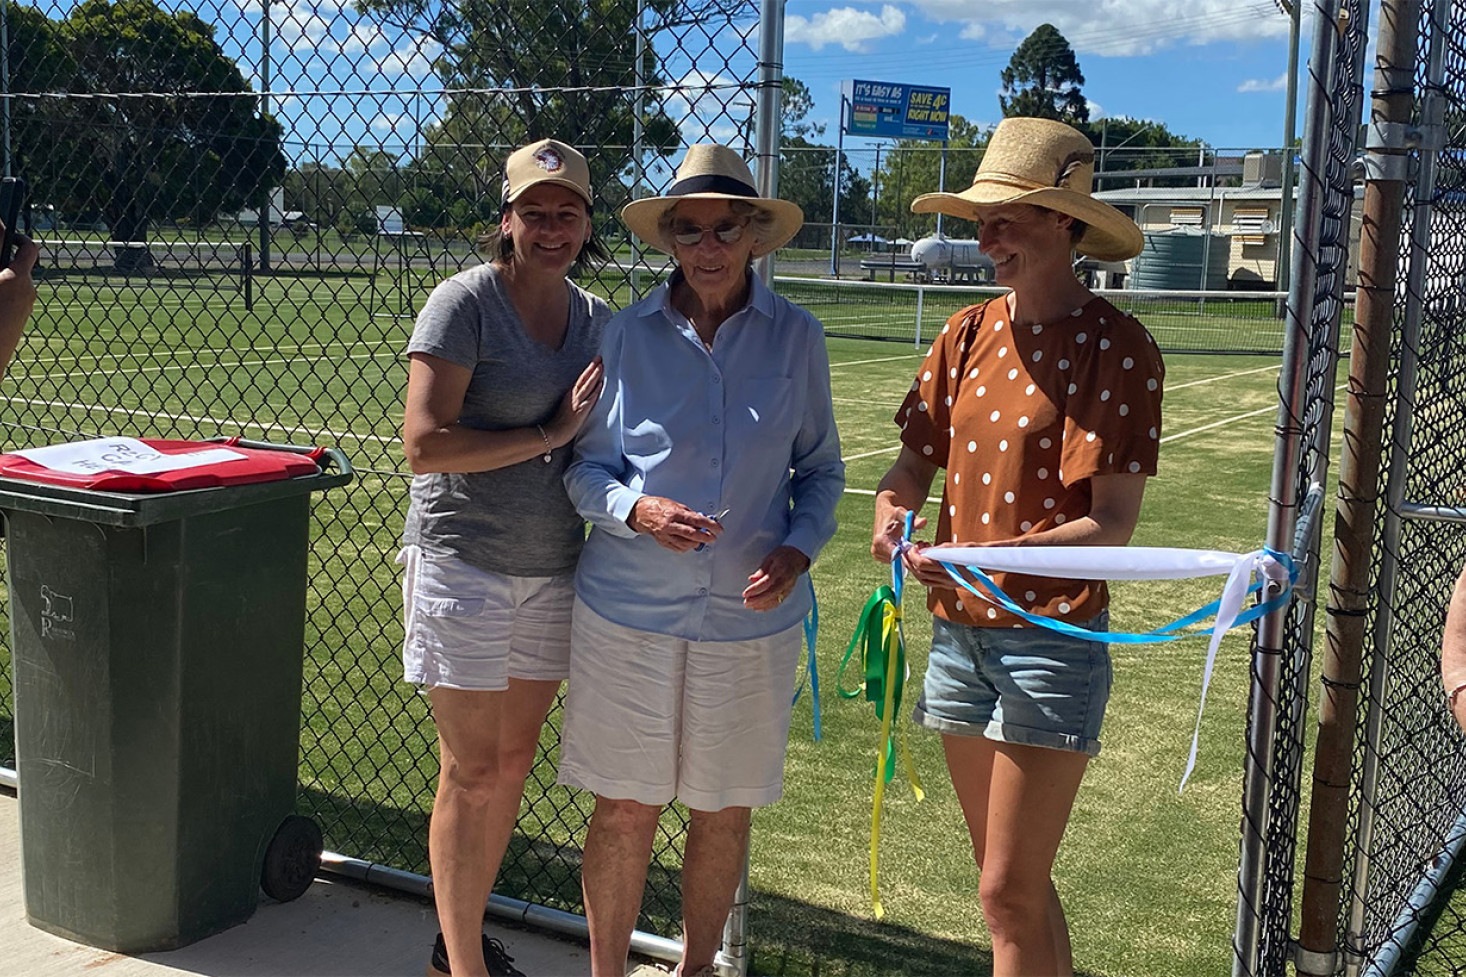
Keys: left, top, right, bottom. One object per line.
{"left": 895, "top": 296, "right": 1165, "bottom": 629}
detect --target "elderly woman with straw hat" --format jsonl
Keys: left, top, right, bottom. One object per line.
{"left": 562, "top": 143, "right": 844, "bottom": 977}
{"left": 871, "top": 118, "right": 1165, "bottom": 976}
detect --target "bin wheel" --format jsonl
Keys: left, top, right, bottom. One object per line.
{"left": 260, "top": 814, "right": 322, "bottom": 902}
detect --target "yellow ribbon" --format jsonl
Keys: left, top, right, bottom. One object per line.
{"left": 841, "top": 586, "right": 924, "bottom": 918}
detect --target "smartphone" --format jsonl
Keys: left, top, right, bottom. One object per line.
{"left": 0, "top": 177, "right": 27, "bottom": 270}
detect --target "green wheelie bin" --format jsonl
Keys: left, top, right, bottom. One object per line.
{"left": 0, "top": 438, "right": 352, "bottom": 952}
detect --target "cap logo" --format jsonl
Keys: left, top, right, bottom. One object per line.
{"left": 534, "top": 147, "right": 565, "bottom": 173}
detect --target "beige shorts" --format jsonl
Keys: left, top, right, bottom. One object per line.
{"left": 558, "top": 597, "right": 804, "bottom": 812}
{"left": 398, "top": 545, "right": 574, "bottom": 691}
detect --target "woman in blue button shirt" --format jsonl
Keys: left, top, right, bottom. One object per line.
{"left": 562, "top": 144, "right": 844, "bottom": 977}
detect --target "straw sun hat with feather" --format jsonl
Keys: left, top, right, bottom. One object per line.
{"left": 911, "top": 117, "right": 1143, "bottom": 262}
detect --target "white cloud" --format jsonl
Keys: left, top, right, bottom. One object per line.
{"left": 905, "top": 0, "right": 1290, "bottom": 56}
{"left": 666, "top": 69, "right": 756, "bottom": 146}
{"left": 1238, "top": 74, "right": 1289, "bottom": 93}
{"left": 1087, "top": 99, "right": 1105, "bottom": 119}
{"left": 786, "top": 5, "right": 907, "bottom": 53}
{"left": 371, "top": 112, "right": 404, "bottom": 133}
{"left": 375, "top": 36, "right": 441, "bottom": 78}
{"left": 341, "top": 24, "right": 390, "bottom": 56}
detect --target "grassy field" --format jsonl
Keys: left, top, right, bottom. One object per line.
{"left": 0, "top": 265, "right": 1364, "bottom": 975}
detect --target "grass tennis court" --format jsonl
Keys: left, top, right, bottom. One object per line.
{"left": 0, "top": 267, "right": 1333, "bottom": 976}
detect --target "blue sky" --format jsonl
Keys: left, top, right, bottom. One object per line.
{"left": 149, "top": 0, "right": 1377, "bottom": 170}
{"left": 781, "top": 0, "right": 1340, "bottom": 153}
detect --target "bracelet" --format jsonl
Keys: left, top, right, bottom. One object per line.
{"left": 534, "top": 424, "right": 553, "bottom": 463}
{"left": 1449, "top": 681, "right": 1466, "bottom": 712}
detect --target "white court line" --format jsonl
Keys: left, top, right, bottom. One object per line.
{"left": 831, "top": 397, "right": 903, "bottom": 408}
{"left": 2, "top": 395, "right": 400, "bottom": 446}
{"left": 843, "top": 445, "right": 902, "bottom": 462}
{"left": 19, "top": 347, "right": 397, "bottom": 384}
{"left": 842, "top": 487, "right": 940, "bottom": 502}
{"left": 1160, "top": 382, "right": 1346, "bottom": 444}
{"left": 828, "top": 353, "right": 923, "bottom": 370}
{"left": 21, "top": 337, "right": 397, "bottom": 372}
{"left": 1167, "top": 363, "right": 1280, "bottom": 391}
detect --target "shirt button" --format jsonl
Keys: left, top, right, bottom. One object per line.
{"left": 698, "top": 587, "right": 708, "bottom": 595}
{"left": 711, "top": 459, "right": 719, "bottom": 468}
{"left": 712, "top": 416, "right": 721, "bottom": 425}
{"left": 712, "top": 375, "right": 721, "bottom": 384}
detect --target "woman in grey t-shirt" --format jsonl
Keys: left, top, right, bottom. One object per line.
{"left": 398, "top": 139, "right": 611, "bottom": 977}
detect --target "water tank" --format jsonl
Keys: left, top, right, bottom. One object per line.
{"left": 1130, "top": 228, "right": 1230, "bottom": 290}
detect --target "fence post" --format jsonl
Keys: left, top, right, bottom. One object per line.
{"left": 1233, "top": 0, "right": 1366, "bottom": 972}
{"left": 1295, "top": 2, "right": 1422, "bottom": 974}
{"left": 1342, "top": 0, "right": 1452, "bottom": 970}
{"left": 240, "top": 242, "right": 253, "bottom": 311}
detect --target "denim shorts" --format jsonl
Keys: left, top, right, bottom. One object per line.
{"left": 912, "top": 611, "right": 1112, "bottom": 756}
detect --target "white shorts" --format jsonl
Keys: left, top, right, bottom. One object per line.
{"left": 558, "top": 597, "right": 803, "bottom": 812}
{"left": 398, "top": 545, "right": 574, "bottom": 691}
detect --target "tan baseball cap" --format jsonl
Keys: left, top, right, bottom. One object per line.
{"left": 502, "top": 138, "right": 593, "bottom": 207}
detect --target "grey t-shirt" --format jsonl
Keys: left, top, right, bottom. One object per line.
{"left": 402, "top": 262, "right": 611, "bottom": 577}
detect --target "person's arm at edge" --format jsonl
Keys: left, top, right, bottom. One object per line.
{"left": 0, "top": 234, "right": 39, "bottom": 379}
{"left": 1442, "top": 564, "right": 1466, "bottom": 731}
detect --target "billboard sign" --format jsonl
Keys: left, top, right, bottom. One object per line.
{"left": 846, "top": 80, "right": 950, "bottom": 140}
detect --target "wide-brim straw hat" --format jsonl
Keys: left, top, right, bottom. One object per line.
{"left": 911, "top": 117, "right": 1143, "bottom": 262}
{"left": 622, "top": 144, "right": 804, "bottom": 258}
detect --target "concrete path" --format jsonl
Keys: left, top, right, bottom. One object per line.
{"left": 0, "top": 788, "right": 592, "bottom": 977}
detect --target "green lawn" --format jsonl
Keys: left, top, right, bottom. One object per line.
{"left": 0, "top": 267, "right": 1347, "bottom": 975}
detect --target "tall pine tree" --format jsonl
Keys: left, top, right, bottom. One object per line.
{"left": 999, "top": 24, "right": 1088, "bottom": 123}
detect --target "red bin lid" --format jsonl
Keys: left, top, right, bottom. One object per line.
{"left": 0, "top": 437, "right": 322, "bottom": 493}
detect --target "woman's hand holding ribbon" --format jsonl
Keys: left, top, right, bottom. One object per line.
{"left": 902, "top": 539, "right": 1014, "bottom": 589}
{"left": 871, "top": 504, "right": 927, "bottom": 564}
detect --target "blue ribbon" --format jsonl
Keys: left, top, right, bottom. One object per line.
{"left": 936, "top": 546, "right": 1298, "bottom": 645}
{"left": 792, "top": 574, "right": 822, "bottom": 740}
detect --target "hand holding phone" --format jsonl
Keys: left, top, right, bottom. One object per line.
{"left": 0, "top": 177, "right": 27, "bottom": 270}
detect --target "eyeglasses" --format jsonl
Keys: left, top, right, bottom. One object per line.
{"left": 670, "top": 219, "right": 748, "bottom": 246}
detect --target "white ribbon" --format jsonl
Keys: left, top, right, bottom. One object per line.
{"left": 927, "top": 545, "right": 1293, "bottom": 791}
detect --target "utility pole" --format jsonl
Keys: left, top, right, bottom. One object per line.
{"left": 1276, "top": 0, "right": 1303, "bottom": 298}
{"left": 258, "top": 0, "right": 273, "bottom": 273}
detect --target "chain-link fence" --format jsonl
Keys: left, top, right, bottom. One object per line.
{"left": 1235, "top": 0, "right": 1466, "bottom": 974}
{"left": 1328, "top": 0, "right": 1466, "bottom": 971}
{"left": 0, "top": 0, "right": 765, "bottom": 949}
{"left": 1233, "top": 0, "right": 1371, "bottom": 974}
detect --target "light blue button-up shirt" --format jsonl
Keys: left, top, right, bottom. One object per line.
{"left": 565, "top": 271, "right": 844, "bottom": 641}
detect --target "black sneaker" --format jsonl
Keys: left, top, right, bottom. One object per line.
{"left": 429, "top": 932, "right": 527, "bottom": 977}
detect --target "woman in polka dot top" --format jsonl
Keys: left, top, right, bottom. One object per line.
{"left": 870, "top": 118, "right": 1164, "bottom": 977}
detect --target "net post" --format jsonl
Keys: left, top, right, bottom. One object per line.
{"left": 914, "top": 284, "right": 924, "bottom": 348}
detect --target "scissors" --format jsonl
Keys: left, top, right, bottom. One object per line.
{"left": 694, "top": 507, "right": 731, "bottom": 551}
